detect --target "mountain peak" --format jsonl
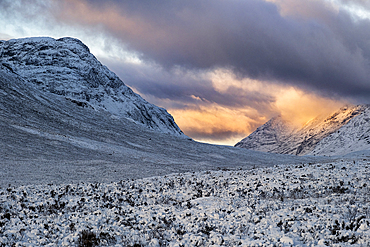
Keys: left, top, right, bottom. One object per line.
{"left": 0, "top": 37, "right": 185, "bottom": 137}
{"left": 236, "top": 104, "right": 370, "bottom": 156}
{"left": 235, "top": 115, "right": 298, "bottom": 154}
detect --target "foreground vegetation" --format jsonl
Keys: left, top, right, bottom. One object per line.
{"left": 1, "top": 160, "right": 370, "bottom": 246}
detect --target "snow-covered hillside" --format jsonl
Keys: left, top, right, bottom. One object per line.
{"left": 0, "top": 37, "right": 183, "bottom": 136}
{"left": 235, "top": 105, "right": 370, "bottom": 156}
{"left": 309, "top": 106, "right": 370, "bottom": 156}
{"left": 1, "top": 159, "right": 369, "bottom": 246}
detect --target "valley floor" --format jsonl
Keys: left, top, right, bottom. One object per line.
{"left": 1, "top": 158, "right": 370, "bottom": 246}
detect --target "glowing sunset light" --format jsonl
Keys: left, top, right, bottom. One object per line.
{"left": 169, "top": 106, "right": 266, "bottom": 146}
{"left": 167, "top": 82, "right": 345, "bottom": 145}
{"left": 274, "top": 87, "right": 346, "bottom": 127}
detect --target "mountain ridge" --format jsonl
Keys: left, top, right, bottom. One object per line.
{"left": 235, "top": 104, "right": 370, "bottom": 156}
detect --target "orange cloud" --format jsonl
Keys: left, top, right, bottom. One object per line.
{"left": 274, "top": 87, "right": 346, "bottom": 127}
{"left": 166, "top": 69, "right": 346, "bottom": 145}
{"left": 208, "top": 68, "right": 345, "bottom": 126}
{"left": 168, "top": 106, "right": 267, "bottom": 146}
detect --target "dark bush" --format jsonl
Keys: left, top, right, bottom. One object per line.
{"left": 77, "top": 230, "right": 99, "bottom": 247}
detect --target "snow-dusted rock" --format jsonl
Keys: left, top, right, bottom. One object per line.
{"left": 235, "top": 105, "right": 370, "bottom": 156}
{"left": 0, "top": 37, "right": 184, "bottom": 136}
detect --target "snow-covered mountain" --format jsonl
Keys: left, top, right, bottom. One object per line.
{"left": 235, "top": 105, "right": 370, "bottom": 156}
{"left": 0, "top": 37, "right": 183, "bottom": 136}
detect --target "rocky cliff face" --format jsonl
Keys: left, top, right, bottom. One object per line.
{"left": 235, "top": 105, "right": 370, "bottom": 156}
{"left": 0, "top": 37, "right": 184, "bottom": 136}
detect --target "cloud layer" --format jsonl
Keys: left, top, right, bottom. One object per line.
{"left": 50, "top": 0, "right": 370, "bottom": 100}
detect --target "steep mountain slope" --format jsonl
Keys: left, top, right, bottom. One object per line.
{"left": 233, "top": 116, "right": 299, "bottom": 154}
{"left": 0, "top": 37, "right": 183, "bottom": 136}
{"left": 235, "top": 105, "right": 369, "bottom": 156}
{"left": 309, "top": 106, "right": 370, "bottom": 156}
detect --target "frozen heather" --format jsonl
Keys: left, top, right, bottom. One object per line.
{"left": 0, "top": 37, "right": 183, "bottom": 136}
{"left": 1, "top": 159, "right": 370, "bottom": 246}
{"left": 235, "top": 105, "right": 370, "bottom": 156}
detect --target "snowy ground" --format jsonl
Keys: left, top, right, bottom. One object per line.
{"left": 1, "top": 158, "right": 369, "bottom": 246}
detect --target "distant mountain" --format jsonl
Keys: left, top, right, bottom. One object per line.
{"left": 235, "top": 105, "right": 370, "bottom": 156}
{"left": 0, "top": 37, "right": 184, "bottom": 136}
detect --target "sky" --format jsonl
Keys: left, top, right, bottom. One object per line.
{"left": 1, "top": 0, "right": 370, "bottom": 145}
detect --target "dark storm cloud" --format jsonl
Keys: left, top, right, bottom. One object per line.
{"left": 55, "top": 0, "right": 370, "bottom": 101}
